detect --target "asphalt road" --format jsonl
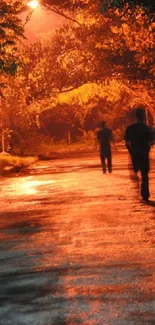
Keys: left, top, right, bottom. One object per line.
{"left": 0, "top": 151, "right": 155, "bottom": 325}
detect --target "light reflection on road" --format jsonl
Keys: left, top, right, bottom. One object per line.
{"left": 18, "top": 178, "right": 56, "bottom": 195}
{"left": 0, "top": 177, "right": 56, "bottom": 196}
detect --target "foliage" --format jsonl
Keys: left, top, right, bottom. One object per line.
{"left": 0, "top": 154, "right": 38, "bottom": 175}
{"left": 20, "top": 6, "right": 154, "bottom": 102}
{"left": 0, "top": 1, "right": 26, "bottom": 96}
{"left": 6, "top": 8, "right": 153, "bottom": 146}
{"left": 37, "top": 0, "right": 155, "bottom": 33}
{"left": 1, "top": 0, "right": 154, "bottom": 153}
{"left": 0, "top": 69, "right": 39, "bottom": 153}
{"left": 41, "top": 0, "right": 155, "bottom": 13}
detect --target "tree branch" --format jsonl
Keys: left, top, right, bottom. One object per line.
{"left": 51, "top": 85, "right": 85, "bottom": 94}
{"left": 22, "top": 10, "right": 35, "bottom": 27}
{"left": 44, "top": 4, "right": 82, "bottom": 26}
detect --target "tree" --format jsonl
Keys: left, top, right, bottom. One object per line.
{"left": 0, "top": 1, "right": 27, "bottom": 96}
{"left": 18, "top": 0, "right": 153, "bottom": 29}
{"left": 17, "top": 5, "right": 154, "bottom": 143}
{"left": 0, "top": 70, "right": 39, "bottom": 153}
{"left": 44, "top": 7, "right": 154, "bottom": 89}
{"left": 2, "top": 0, "right": 154, "bottom": 152}
{"left": 41, "top": 0, "right": 155, "bottom": 12}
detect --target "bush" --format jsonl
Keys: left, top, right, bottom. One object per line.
{"left": 0, "top": 154, "right": 38, "bottom": 175}
{"left": 11, "top": 135, "right": 55, "bottom": 156}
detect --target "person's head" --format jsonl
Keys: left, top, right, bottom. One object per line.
{"left": 100, "top": 121, "right": 105, "bottom": 128}
{"left": 136, "top": 108, "right": 146, "bottom": 123}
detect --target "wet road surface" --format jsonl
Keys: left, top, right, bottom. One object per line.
{"left": 0, "top": 151, "right": 155, "bottom": 325}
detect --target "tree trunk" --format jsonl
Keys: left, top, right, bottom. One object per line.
{"left": 1, "top": 131, "right": 5, "bottom": 152}
{"left": 67, "top": 130, "right": 71, "bottom": 145}
{"left": 83, "top": 129, "right": 86, "bottom": 142}
{"left": 145, "top": 108, "right": 149, "bottom": 125}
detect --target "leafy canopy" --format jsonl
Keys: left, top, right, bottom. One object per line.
{"left": 0, "top": 1, "right": 27, "bottom": 96}
{"left": 41, "top": 0, "right": 155, "bottom": 12}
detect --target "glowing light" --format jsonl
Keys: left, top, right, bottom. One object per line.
{"left": 27, "top": 0, "right": 39, "bottom": 10}
{"left": 19, "top": 179, "right": 56, "bottom": 195}
{"left": 1, "top": 178, "right": 56, "bottom": 197}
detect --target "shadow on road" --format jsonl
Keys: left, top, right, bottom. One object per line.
{"left": 144, "top": 200, "right": 155, "bottom": 207}
{"left": 0, "top": 209, "right": 45, "bottom": 234}
{"left": 24, "top": 163, "right": 101, "bottom": 176}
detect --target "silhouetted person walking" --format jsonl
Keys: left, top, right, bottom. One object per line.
{"left": 97, "top": 121, "right": 112, "bottom": 173}
{"left": 125, "top": 108, "right": 153, "bottom": 201}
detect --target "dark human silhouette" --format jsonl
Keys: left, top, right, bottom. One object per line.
{"left": 125, "top": 108, "right": 154, "bottom": 201}
{"left": 97, "top": 121, "right": 112, "bottom": 173}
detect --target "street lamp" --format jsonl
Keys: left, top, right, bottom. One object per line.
{"left": 27, "top": 1, "right": 39, "bottom": 10}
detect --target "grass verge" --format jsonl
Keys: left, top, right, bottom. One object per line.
{"left": 0, "top": 154, "right": 38, "bottom": 176}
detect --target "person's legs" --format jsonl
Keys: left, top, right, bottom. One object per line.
{"left": 131, "top": 153, "right": 139, "bottom": 173}
{"left": 140, "top": 154, "right": 150, "bottom": 201}
{"left": 100, "top": 152, "right": 106, "bottom": 173}
{"left": 107, "top": 150, "right": 112, "bottom": 173}
{"left": 141, "top": 169, "right": 149, "bottom": 200}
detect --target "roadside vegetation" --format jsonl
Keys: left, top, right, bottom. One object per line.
{"left": 0, "top": 154, "right": 38, "bottom": 175}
